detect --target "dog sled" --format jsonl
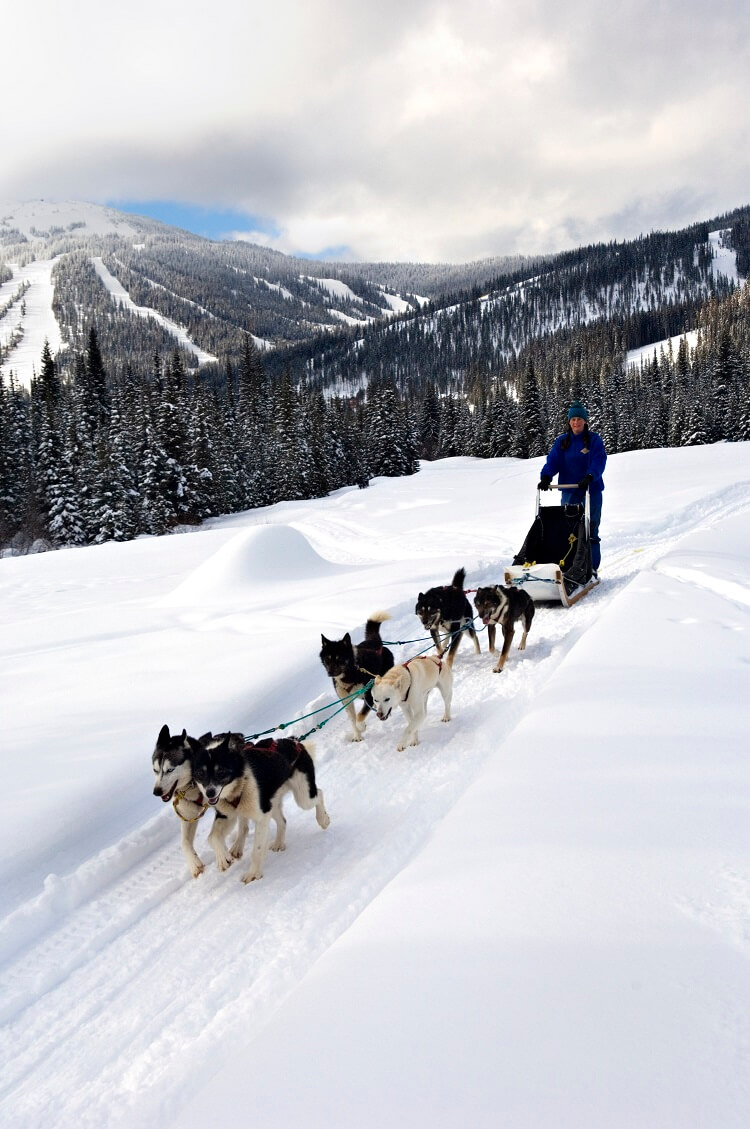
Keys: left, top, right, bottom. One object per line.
{"left": 504, "top": 485, "right": 600, "bottom": 607}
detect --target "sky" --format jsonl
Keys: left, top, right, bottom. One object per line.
{"left": 1, "top": 444, "right": 750, "bottom": 1128}
{"left": 2, "top": 1, "right": 750, "bottom": 261}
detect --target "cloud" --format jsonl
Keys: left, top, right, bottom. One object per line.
{"left": 2, "top": 0, "right": 749, "bottom": 261}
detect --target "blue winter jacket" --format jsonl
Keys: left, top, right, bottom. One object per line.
{"left": 541, "top": 428, "right": 607, "bottom": 500}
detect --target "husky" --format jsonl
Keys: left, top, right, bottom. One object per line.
{"left": 151, "top": 723, "right": 212, "bottom": 878}
{"left": 190, "top": 733, "right": 330, "bottom": 884}
{"left": 415, "top": 567, "right": 480, "bottom": 666}
{"left": 320, "top": 612, "right": 394, "bottom": 741}
{"left": 473, "top": 584, "right": 535, "bottom": 673}
{"left": 371, "top": 655, "right": 453, "bottom": 751}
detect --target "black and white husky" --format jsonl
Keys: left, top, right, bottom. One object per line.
{"left": 152, "top": 724, "right": 248, "bottom": 877}
{"left": 152, "top": 724, "right": 211, "bottom": 877}
{"left": 473, "top": 584, "right": 535, "bottom": 673}
{"left": 320, "top": 612, "right": 394, "bottom": 741}
{"left": 190, "top": 733, "right": 330, "bottom": 884}
{"left": 415, "top": 567, "right": 480, "bottom": 666}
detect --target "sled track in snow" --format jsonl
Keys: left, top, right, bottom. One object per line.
{"left": 2, "top": 487, "right": 750, "bottom": 1128}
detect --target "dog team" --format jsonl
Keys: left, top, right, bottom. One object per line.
{"left": 152, "top": 567, "right": 534, "bottom": 883}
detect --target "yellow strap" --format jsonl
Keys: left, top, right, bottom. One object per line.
{"left": 559, "top": 532, "right": 577, "bottom": 567}
{"left": 173, "top": 790, "right": 208, "bottom": 822}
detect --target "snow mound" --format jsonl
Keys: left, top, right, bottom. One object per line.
{"left": 162, "top": 524, "right": 337, "bottom": 605}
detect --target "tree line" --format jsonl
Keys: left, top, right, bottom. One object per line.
{"left": 2, "top": 252, "right": 749, "bottom": 556}
{"left": 0, "top": 332, "right": 417, "bottom": 553}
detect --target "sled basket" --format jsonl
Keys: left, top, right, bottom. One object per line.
{"left": 504, "top": 485, "right": 600, "bottom": 607}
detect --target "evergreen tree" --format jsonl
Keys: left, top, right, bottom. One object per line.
{"left": 85, "top": 326, "right": 109, "bottom": 432}
{"left": 270, "top": 370, "right": 311, "bottom": 500}
{"left": 416, "top": 383, "right": 441, "bottom": 459}
{"left": 516, "top": 356, "right": 546, "bottom": 457}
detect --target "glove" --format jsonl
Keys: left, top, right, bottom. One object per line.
{"left": 539, "top": 475, "right": 552, "bottom": 491}
{"left": 577, "top": 473, "right": 593, "bottom": 490}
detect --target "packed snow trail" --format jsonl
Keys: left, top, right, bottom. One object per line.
{"left": 1, "top": 452, "right": 750, "bottom": 1128}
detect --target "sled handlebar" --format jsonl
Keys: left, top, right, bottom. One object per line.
{"left": 537, "top": 483, "right": 584, "bottom": 490}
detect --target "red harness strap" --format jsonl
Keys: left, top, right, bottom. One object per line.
{"left": 244, "top": 738, "right": 278, "bottom": 755}
{"left": 404, "top": 654, "right": 443, "bottom": 672}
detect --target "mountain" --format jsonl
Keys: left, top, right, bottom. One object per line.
{"left": 0, "top": 199, "right": 531, "bottom": 387}
{"left": 270, "top": 210, "right": 750, "bottom": 396}
{"left": 4, "top": 198, "right": 747, "bottom": 403}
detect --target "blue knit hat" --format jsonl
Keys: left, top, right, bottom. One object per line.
{"left": 568, "top": 401, "right": 589, "bottom": 421}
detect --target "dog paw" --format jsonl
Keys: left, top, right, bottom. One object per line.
{"left": 230, "top": 844, "right": 244, "bottom": 860}
{"left": 215, "top": 853, "right": 234, "bottom": 871}
{"left": 349, "top": 732, "right": 364, "bottom": 742}
{"left": 189, "top": 859, "right": 205, "bottom": 878}
{"left": 270, "top": 842, "right": 287, "bottom": 853}
{"left": 241, "top": 870, "right": 263, "bottom": 884}
{"left": 441, "top": 715, "right": 451, "bottom": 723}
{"left": 318, "top": 812, "right": 331, "bottom": 830}
{"left": 396, "top": 743, "right": 406, "bottom": 752}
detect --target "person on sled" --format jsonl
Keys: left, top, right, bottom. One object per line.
{"left": 538, "top": 401, "right": 607, "bottom": 576}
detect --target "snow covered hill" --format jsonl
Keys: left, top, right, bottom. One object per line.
{"left": 2, "top": 199, "right": 748, "bottom": 394}
{"left": 0, "top": 200, "right": 423, "bottom": 387}
{"left": 1, "top": 444, "right": 749, "bottom": 1128}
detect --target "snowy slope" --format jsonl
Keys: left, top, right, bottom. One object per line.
{"left": 0, "top": 200, "right": 154, "bottom": 240}
{"left": 0, "top": 258, "right": 64, "bottom": 381}
{"left": 91, "top": 257, "right": 219, "bottom": 364}
{"left": 1, "top": 445, "right": 750, "bottom": 1128}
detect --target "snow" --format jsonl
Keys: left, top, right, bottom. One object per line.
{"left": 709, "top": 228, "right": 742, "bottom": 286}
{"left": 625, "top": 329, "right": 698, "bottom": 370}
{"left": 328, "top": 306, "right": 372, "bottom": 325}
{"left": 0, "top": 259, "right": 65, "bottom": 388}
{"left": 306, "top": 275, "right": 363, "bottom": 303}
{"left": 0, "top": 199, "right": 148, "bottom": 240}
{"left": 91, "top": 256, "right": 218, "bottom": 365}
{"left": 377, "top": 284, "right": 413, "bottom": 314}
{"left": 2, "top": 444, "right": 750, "bottom": 1128}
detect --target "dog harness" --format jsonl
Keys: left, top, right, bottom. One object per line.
{"left": 173, "top": 788, "right": 208, "bottom": 822}
{"left": 401, "top": 654, "right": 443, "bottom": 701}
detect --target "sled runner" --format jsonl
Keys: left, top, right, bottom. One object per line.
{"left": 504, "top": 485, "right": 600, "bottom": 607}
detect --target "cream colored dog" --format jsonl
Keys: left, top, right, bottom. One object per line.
{"left": 371, "top": 655, "right": 453, "bottom": 751}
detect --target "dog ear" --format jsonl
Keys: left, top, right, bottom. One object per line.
{"left": 157, "top": 723, "right": 171, "bottom": 747}
{"left": 321, "top": 634, "right": 329, "bottom": 645}
{"left": 343, "top": 632, "right": 352, "bottom": 646}
{"left": 186, "top": 735, "right": 204, "bottom": 755}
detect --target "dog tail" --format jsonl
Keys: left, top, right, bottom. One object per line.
{"left": 450, "top": 567, "right": 466, "bottom": 590}
{"left": 364, "top": 611, "right": 391, "bottom": 640}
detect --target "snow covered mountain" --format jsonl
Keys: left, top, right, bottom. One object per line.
{"left": 290, "top": 215, "right": 749, "bottom": 396}
{"left": 0, "top": 200, "right": 428, "bottom": 387}
{"left": 2, "top": 198, "right": 748, "bottom": 392}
